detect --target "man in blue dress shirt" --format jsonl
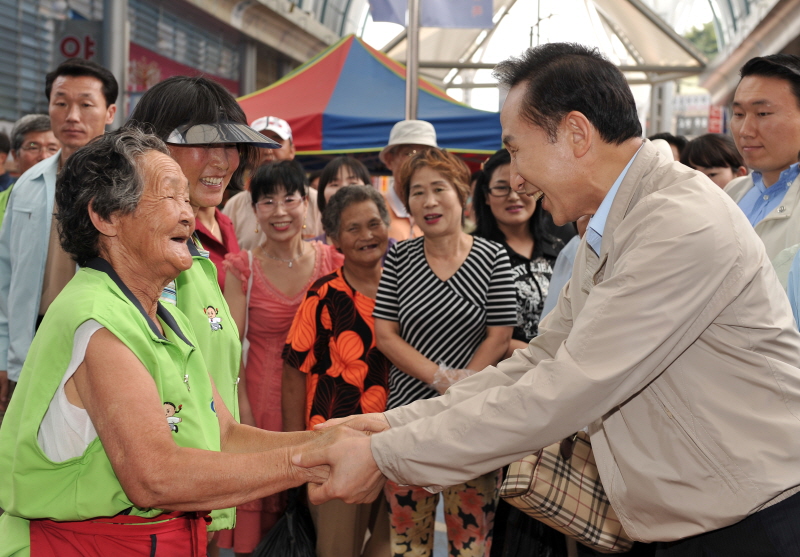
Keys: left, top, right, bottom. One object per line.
{"left": 725, "top": 54, "right": 800, "bottom": 276}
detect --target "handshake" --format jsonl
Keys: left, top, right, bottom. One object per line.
{"left": 290, "top": 413, "right": 392, "bottom": 505}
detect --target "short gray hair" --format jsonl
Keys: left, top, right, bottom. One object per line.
{"left": 11, "top": 114, "right": 51, "bottom": 152}
{"left": 322, "top": 185, "right": 390, "bottom": 240}
{"left": 55, "top": 128, "right": 170, "bottom": 266}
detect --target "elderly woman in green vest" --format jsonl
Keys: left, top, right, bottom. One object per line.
{"left": 0, "top": 129, "right": 327, "bottom": 557}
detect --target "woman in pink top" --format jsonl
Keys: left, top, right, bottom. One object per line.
{"left": 220, "top": 161, "right": 343, "bottom": 556}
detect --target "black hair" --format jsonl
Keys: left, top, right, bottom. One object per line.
{"left": 680, "top": 134, "right": 744, "bottom": 171}
{"left": 45, "top": 57, "right": 118, "bottom": 107}
{"left": 493, "top": 43, "right": 641, "bottom": 144}
{"left": 126, "top": 76, "right": 258, "bottom": 193}
{"left": 0, "top": 132, "right": 9, "bottom": 155}
{"left": 250, "top": 160, "right": 307, "bottom": 204}
{"left": 648, "top": 132, "right": 688, "bottom": 154}
{"left": 472, "top": 149, "right": 562, "bottom": 255}
{"left": 740, "top": 54, "right": 800, "bottom": 109}
{"left": 317, "top": 156, "right": 372, "bottom": 213}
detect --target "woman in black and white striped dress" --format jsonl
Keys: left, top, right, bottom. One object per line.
{"left": 374, "top": 148, "right": 516, "bottom": 557}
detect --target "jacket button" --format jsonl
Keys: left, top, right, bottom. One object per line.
{"left": 779, "top": 206, "right": 786, "bottom": 213}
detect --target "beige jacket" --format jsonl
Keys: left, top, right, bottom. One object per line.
{"left": 372, "top": 142, "right": 800, "bottom": 542}
{"left": 724, "top": 173, "right": 800, "bottom": 261}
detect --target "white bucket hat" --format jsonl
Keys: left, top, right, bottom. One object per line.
{"left": 379, "top": 120, "right": 438, "bottom": 164}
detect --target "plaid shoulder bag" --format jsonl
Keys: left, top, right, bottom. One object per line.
{"left": 500, "top": 431, "right": 634, "bottom": 554}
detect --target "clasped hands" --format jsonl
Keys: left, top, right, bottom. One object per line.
{"left": 291, "top": 413, "right": 390, "bottom": 505}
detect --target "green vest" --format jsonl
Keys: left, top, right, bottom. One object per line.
{"left": 175, "top": 240, "right": 241, "bottom": 417}
{"left": 174, "top": 239, "right": 241, "bottom": 530}
{"left": 0, "top": 183, "right": 12, "bottom": 230}
{"left": 0, "top": 259, "right": 222, "bottom": 556}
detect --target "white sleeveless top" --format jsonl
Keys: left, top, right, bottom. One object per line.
{"left": 37, "top": 320, "right": 103, "bottom": 462}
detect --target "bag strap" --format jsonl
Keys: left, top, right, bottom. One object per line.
{"left": 244, "top": 250, "right": 254, "bottom": 340}
{"left": 240, "top": 250, "right": 255, "bottom": 368}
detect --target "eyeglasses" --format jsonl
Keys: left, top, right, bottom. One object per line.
{"left": 255, "top": 195, "right": 305, "bottom": 211}
{"left": 487, "top": 185, "right": 514, "bottom": 198}
{"left": 20, "top": 142, "right": 60, "bottom": 155}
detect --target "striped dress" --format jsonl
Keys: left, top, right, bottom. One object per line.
{"left": 374, "top": 236, "right": 517, "bottom": 410}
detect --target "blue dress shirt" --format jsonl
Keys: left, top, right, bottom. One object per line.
{"left": 737, "top": 164, "right": 800, "bottom": 227}
{"left": 585, "top": 147, "right": 641, "bottom": 255}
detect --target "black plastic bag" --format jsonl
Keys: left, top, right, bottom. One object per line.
{"left": 252, "top": 487, "right": 316, "bottom": 557}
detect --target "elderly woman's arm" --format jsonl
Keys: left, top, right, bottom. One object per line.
{"left": 467, "top": 325, "right": 513, "bottom": 371}
{"left": 374, "top": 317, "right": 439, "bottom": 384}
{"left": 70, "top": 328, "right": 325, "bottom": 511}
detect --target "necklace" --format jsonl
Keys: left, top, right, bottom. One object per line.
{"left": 260, "top": 244, "right": 304, "bottom": 268}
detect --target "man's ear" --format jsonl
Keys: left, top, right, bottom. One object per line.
{"left": 105, "top": 104, "right": 117, "bottom": 126}
{"left": 736, "top": 166, "right": 748, "bottom": 177}
{"left": 88, "top": 200, "right": 118, "bottom": 238}
{"left": 562, "top": 111, "right": 592, "bottom": 158}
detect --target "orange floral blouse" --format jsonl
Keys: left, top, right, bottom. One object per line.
{"left": 282, "top": 268, "right": 390, "bottom": 430}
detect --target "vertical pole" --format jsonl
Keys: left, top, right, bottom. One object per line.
{"left": 405, "top": 0, "right": 420, "bottom": 120}
{"left": 240, "top": 40, "right": 257, "bottom": 96}
{"left": 103, "top": 0, "right": 128, "bottom": 129}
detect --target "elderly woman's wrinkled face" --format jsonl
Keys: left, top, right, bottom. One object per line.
{"left": 168, "top": 144, "right": 240, "bottom": 210}
{"left": 332, "top": 200, "right": 388, "bottom": 267}
{"left": 114, "top": 151, "right": 195, "bottom": 279}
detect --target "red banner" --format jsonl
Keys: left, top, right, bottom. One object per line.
{"left": 128, "top": 42, "right": 239, "bottom": 96}
{"left": 708, "top": 105, "right": 724, "bottom": 134}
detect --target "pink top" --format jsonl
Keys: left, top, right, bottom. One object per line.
{"left": 223, "top": 241, "right": 344, "bottom": 435}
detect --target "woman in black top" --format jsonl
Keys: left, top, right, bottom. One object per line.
{"left": 473, "top": 149, "right": 571, "bottom": 557}
{"left": 473, "top": 149, "right": 569, "bottom": 357}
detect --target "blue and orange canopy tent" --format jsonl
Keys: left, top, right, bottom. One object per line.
{"left": 237, "top": 34, "right": 501, "bottom": 171}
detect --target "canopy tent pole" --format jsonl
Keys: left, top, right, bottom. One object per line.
{"left": 405, "top": 0, "right": 421, "bottom": 119}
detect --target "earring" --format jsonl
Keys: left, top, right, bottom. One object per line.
{"left": 255, "top": 226, "right": 259, "bottom": 233}
{"left": 302, "top": 218, "right": 307, "bottom": 230}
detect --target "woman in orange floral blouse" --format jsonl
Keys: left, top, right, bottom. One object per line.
{"left": 282, "top": 185, "right": 391, "bottom": 557}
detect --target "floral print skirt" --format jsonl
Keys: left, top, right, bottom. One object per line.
{"left": 384, "top": 469, "right": 501, "bottom": 557}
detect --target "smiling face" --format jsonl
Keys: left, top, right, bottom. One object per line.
{"left": 254, "top": 186, "right": 308, "bottom": 242}
{"left": 732, "top": 75, "right": 800, "bottom": 186}
{"left": 324, "top": 165, "right": 368, "bottom": 203}
{"left": 112, "top": 151, "right": 195, "bottom": 281}
{"left": 332, "top": 200, "right": 389, "bottom": 268}
{"left": 501, "top": 84, "right": 587, "bottom": 226}
{"left": 49, "top": 75, "right": 116, "bottom": 160}
{"left": 407, "top": 166, "right": 464, "bottom": 237}
{"left": 168, "top": 144, "right": 240, "bottom": 209}
{"left": 485, "top": 163, "right": 536, "bottom": 228}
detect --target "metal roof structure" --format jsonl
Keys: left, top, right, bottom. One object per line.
{"left": 373, "top": 0, "right": 707, "bottom": 91}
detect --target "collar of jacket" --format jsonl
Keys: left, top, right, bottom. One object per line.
{"left": 580, "top": 140, "right": 663, "bottom": 294}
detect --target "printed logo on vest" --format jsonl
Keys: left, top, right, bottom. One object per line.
{"left": 205, "top": 306, "right": 223, "bottom": 331}
{"left": 164, "top": 401, "right": 183, "bottom": 433}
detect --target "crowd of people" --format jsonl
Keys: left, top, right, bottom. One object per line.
{"left": 1, "top": 42, "right": 800, "bottom": 557}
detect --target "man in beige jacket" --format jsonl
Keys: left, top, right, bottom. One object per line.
{"left": 295, "top": 44, "right": 800, "bottom": 555}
